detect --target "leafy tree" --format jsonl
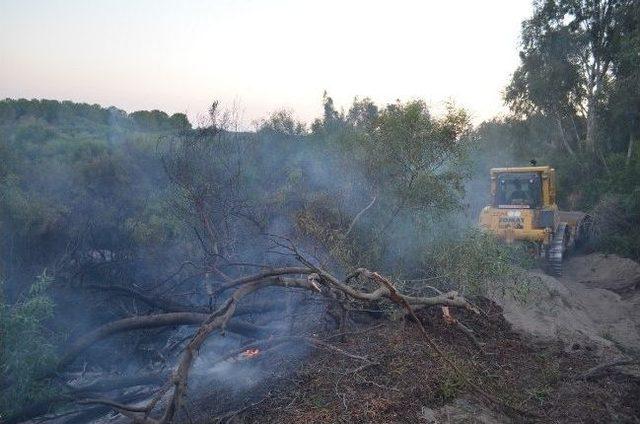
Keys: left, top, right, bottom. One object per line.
{"left": 506, "top": 0, "right": 632, "bottom": 154}
{"left": 257, "top": 110, "right": 306, "bottom": 136}
{"left": 299, "top": 98, "right": 472, "bottom": 272}
{"left": 311, "top": 92, "right": 345, "bottom": 134}
{"left": 346, "top": 97, "right": 379, "bottom": 130}
{"left": 606, "top": 1, "right": 640, "bottom": 164}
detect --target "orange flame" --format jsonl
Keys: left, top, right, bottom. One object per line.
{"left": 241, "top": 348, "right": 260, "bottom": 359}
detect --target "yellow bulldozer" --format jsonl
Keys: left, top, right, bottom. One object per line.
{"left": 478, "top": 164, "right": 590, "bottom": 276}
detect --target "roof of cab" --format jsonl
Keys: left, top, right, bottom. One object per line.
{"left": 490, "top": 166, "right": 553, "bottom": 174}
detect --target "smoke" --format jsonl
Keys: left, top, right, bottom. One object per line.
{"left": 0, "top": 97, "right": 480, "bottom": 422}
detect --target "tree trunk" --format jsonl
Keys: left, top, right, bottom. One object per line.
{"left": 627, "top": 132, "right": 636, "bottom": 166}
{"left": 556, "top": 112, "right": 575, "bottom": 156}
{"left": 585, "top": 95, "right": 597, "bottom": 153}
{"left": 570, "top": 115, "right": 581, "bottom": 149}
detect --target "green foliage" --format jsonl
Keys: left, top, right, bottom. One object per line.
{"left": 0, "top": 98, "right": 194, "bottom": 298}
{"left": 434, "top": 372, "right": 465, "bottom": 403}
{"left": 365, "top": 100, "right": 470, "bottom": 211}
{"left": 130, "top": 110, "right": 190, "bottom": 132}
{"left": 0, "top": 272, "right": 60, "bottom": 417}
{"left": 503, "top": 0, "right": 638, "bottom": 159}
{"left": 505, "top": 2, "right": 586, "bottom": 119}
{"left": 257, "top": 109, "right": 306, "bottom": 136}
{"left": 590, "top": 189, "right": 640, "bottom": 259}
{"left": 432, "top": 359, "right": 471, "bottom": 404}
{"left": 0, "top": 99, "right": 191, "bottom": 134}
{"left": 422, "top": 228, "right": 534, "bottom": 297}
{"left": 297, "top": 97, "right": 473, "bottom": 273}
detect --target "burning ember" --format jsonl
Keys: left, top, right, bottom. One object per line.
{"left": 241, "top": 348, "right": 261, "bottom": 359}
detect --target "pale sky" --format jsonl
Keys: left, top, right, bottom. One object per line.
{"left": 0, "top": 0, "right": 532, "bottom": 127}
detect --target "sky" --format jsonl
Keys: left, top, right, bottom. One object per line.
{"left": 0, "top": 0, "right": 532, "bottom": 128}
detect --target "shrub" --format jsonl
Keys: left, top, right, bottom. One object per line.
{"left": 421, "top": 228, "right": 535, "bottom": 297}
{"left": 0, "top": 272, "right": 60, "bottom": 418}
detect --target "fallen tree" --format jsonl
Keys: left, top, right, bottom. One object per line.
{"left": 3, "top": 249, "right": 485, "bottom": 424}
{"left": 57, "top": 248, "right": 481, "bottom": 424}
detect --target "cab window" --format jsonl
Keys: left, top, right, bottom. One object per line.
{"left": 495, "top": 172, "right": 542, "bottom": 208}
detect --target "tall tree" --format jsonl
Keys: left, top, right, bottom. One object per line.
{"left": 608, "top": 0, "right": 640, "bottom": 165}
{"left": 506, "top": 0, "right": 628, "bottom": 153}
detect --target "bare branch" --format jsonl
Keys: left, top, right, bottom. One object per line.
{"left": 344, "top": 196, "right": 377, "bottom": 237}
{"left": 212, "top": 267, "right": 314, "bottom": 295}
{"left": 58, "top": 313, "right": 268, "bottom": 371}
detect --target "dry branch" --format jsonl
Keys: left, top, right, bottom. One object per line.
{"left": 212, "top": 267, "right": 314, "bottom": 295}
{"left": 344, "top": 196, "right": 377, "bottom": 237}
{"left": 70, "top": 373, "right": 166, "bottom": 394}
{"left": 68, "top": 263, "right": 486, "bottom": 424}
{"left": 578, "top": 359, "right": 640, "bottom": 381}
{"left": 58, "top": 313, "right": 268, "bottom": 371}
{"left": 78, "top": 398, "right": 160, "bottom": 424}
{"left": 84, "top": 284, "right": 201, "bottom": 313}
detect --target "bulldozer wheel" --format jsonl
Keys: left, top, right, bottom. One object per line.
{"left": 547, "top": 222, "right": 568, "bottom": 277}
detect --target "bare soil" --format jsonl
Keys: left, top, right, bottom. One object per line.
{"left": 491, "top": 254, "right": 640, "bottom": 356}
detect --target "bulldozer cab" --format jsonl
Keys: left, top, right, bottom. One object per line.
{"left": 490, "top": 166, "right": 556, "bottom": 210}
{"left": 480, "top": 165, "right": 587, "bottom": 277}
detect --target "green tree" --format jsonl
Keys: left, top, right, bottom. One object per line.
{"left": 607, "top": 1, "right": 640, "bottom": 165}
{"left": 257, "top": 110, "right": 306, "bottom": 136}
{"left": 299, "top": 98, "right": 472, "bottom": 272}
{"left": 506, "top": 0, "right": 632, "bottom": 154}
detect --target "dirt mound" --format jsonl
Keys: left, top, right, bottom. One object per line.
{"left": 563, "top": 253, "right": 640, "bottom": 295}
{"left": 488, "top": 254, "right": 640, "bottom": 356}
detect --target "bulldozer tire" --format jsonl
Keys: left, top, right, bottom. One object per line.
{"left": 547, "top": 222, "right": 568, "bottom": 277}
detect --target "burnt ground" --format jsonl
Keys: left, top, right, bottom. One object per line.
{"left": 187, "top": 299, "right": 640, "bottom": 423}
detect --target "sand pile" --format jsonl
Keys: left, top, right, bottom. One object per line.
{"left": 490, "top": 253, "right": 640, "bottom": 355}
